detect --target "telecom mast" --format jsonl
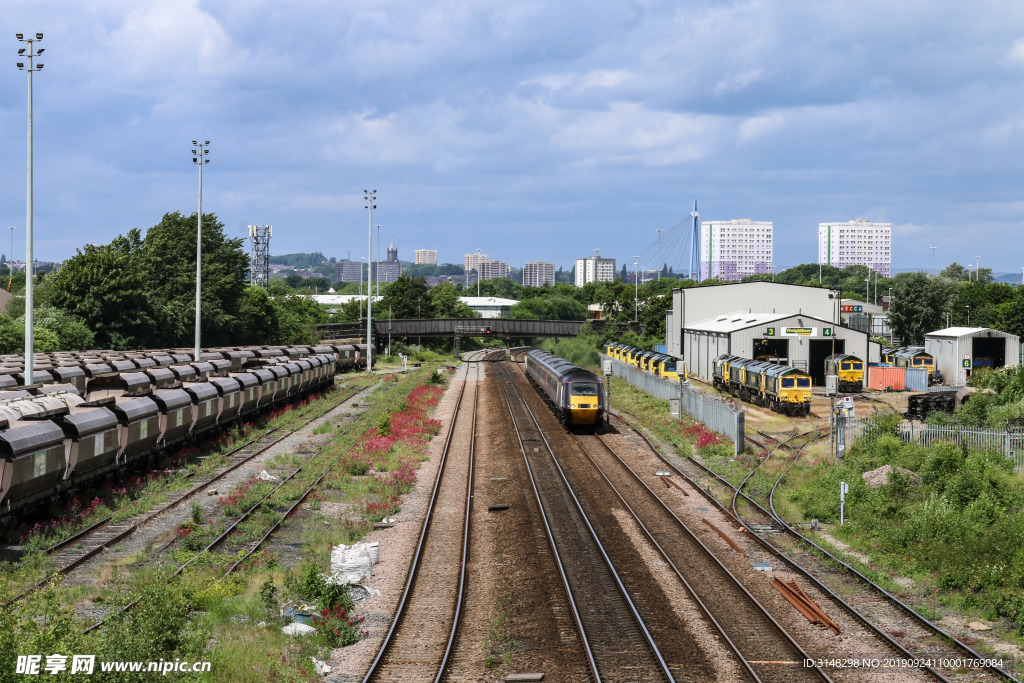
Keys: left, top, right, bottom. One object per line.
{"left": 248, "top": 224, "right": 272, "bottom": 289}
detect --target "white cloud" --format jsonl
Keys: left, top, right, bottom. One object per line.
{"left": 737, "top": 111, "right": 785, "bottom": 143}
{"left": 714, "top": 68, "right": 763, "bottom": 96}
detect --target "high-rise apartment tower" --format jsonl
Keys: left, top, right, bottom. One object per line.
{"left": 818, "top": 220, "right": 891, "bottom": 276}
{"left": 523, "top": 261, "right": 555, "bottom": 287}
{"left": 700, "top": 219, "right": 773, "bottom": 281}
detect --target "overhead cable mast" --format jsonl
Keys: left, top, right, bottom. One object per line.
{"left": 248, "top": 224, "right": 272, "bottom": 289}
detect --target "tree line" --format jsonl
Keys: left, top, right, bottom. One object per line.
{"left": 0, "top": 212, "right": 327, "bottom": 353}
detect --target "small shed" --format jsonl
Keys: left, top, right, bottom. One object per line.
{"left": 925, "top": 327, "right": 1021, "bottom": 387}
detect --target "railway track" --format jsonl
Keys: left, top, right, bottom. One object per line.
{"left": 570, "top": 430, "right": 829, "bottom": 682}
{"left": 614, "top": 409, "right": 1019, "bottom": 682}
{"left": 5, "top": 382, "right": 367, "bottom": 607}
{"left": 362, "top": 363, "right": 481, "bottom": 682}
{"left": 492, "top": 360, "right": 674, "bottom": 682}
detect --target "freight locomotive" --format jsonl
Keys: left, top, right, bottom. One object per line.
{"left": 525, "top": 349, "right": 605, "bottom": 430}
{"left": 605, "top": 343, "right": 684, "bottom": 380}
{"left": 712, "top": 355, "right": 812, "bottom": 416}
{"left": 823, "top": 353, "right": 865, "bottom": 393}
{"left": 0, "top": 343, "right": 369, "bottom": 522}
{"left": 881, "top": 346, "right": 940, "bottom": 384}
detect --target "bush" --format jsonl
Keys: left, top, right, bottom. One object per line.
{"left": 312, "top": 605, "right": 365, "bottom": 648}
{"left": 286, "top": 561, "right": 354, "bottom": 611}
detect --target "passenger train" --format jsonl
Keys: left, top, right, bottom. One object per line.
{"left": 525, "top": 349, "right": 605, "bottom": 430}
{"left": 0, "top": 343, "right": 369, "bottom": 522}
{"left": 712, "top": 355, "right": 812, "bottom": 416}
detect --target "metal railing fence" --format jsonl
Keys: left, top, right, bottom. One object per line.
{"left": 605, "top": 356, "right": 744, "bottom": 456}
{"left": 845, "top": 416, "right": 1024, "bottom": 472}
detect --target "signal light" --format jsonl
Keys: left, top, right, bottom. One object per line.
{"left": 484, "top": 326, "right": 491, "bottom": 334}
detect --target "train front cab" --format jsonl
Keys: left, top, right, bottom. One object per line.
{"left": 825, "top": 354, "right": 864, "bottom": 393}
{"left": 764, "top": 366, "right": 811, "bottom": 416}
{"left": 563, "top": 375, "right": 604, "bottom": 428}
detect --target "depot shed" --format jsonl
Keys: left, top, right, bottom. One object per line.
{"left": 925, "top": 327, "right": 1021, "bottom": 387}
{"left": 684, "top": 312, "right": 872, "bottom": 386}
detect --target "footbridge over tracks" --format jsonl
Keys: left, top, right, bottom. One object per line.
{"left": 317, "top": 318, "right": 643, "bottom": 348}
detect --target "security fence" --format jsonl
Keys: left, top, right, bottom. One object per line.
{"left": 605, "top": 356, "right": 744, "bottom": 456}
{"left": 845, "top": 416, "right": 1024, "bottom": 472}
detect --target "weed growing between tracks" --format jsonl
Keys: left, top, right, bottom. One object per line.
{"left": 0, "top": 380, "right": 372, "bottom": 596}
{"left": 786, "top": 411, "right": 1024, "bottom": 660}
{"left": 0, "top": 368, "right": 448, "bottom": 683}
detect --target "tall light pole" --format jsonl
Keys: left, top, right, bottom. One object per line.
{"left": 375, "top": 224, "right": 382, "bottom": 296}
{"left": 975, "top": 255, "right": 980, "bottom": 282}
{"left": 17, "top": 32, "right": 43, "bottom": 383}
{"left": 364, "top": 191, "right": 376, "bottom": 372}
{"left": 633, "top": 255, "right": 640, "bottom": 322}
{"left": 191, "top": 140, "right": 209, "bottom": 361}
{"left": 865, "top": 276, "right": 869, "bottom": 303}
{"left": 359, "top": 257, "right": 365, "bottom": 319}
{"left": 656, "top": 228, "right": 662, "bottom": 280}
{"left": 966, "top": 305, "right": 970, "bottom": 326}
{"left": 7, "top": 226, "right": 13, "bottom": 286}
{"left": 930, "top": 246, "right": 936, "bottom": 272}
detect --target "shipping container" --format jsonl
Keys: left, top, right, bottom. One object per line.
{"left": 868, "top": 366, "right": 906, "bottom": 391}
{"left": 905, "top": 367, "right": 929, "bottom": 392}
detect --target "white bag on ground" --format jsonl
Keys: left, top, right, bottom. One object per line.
{"left": 329, "top": 541, "right": 380, "bottom": 585}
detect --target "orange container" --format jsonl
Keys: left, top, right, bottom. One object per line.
{"left": 867, "top": 366, "right": 905, "bottom": 391}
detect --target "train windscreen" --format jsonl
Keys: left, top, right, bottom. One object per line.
{"left": 797, "top": 378, "right": 810, "bottom": 387}
{"left": 570, "top": 383, "right": 599, "bottom": 396}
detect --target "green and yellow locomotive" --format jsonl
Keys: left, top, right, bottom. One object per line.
{"left": 824, "top": 353, "right": 865, "bottom": 393}
{"left": 713, "top": 354, "right": 812, "bottom": 416}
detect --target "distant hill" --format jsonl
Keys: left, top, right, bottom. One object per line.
{"left": 270, "top": 252, "right": 329, "bottom": 268}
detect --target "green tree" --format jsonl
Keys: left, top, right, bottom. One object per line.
{"left": 140, "top": 212, "right": 249, "bottom": 347}
{"left": 381, "top": 275, "right": 432, "bottom": 319}
{"left": 29, "top": 306, "right": 95, "bottom": 351}
{"left": 236, "top": 286, "right": 281, "bottom": 345}
{"left": 430, "top": 282, "right": 476, "bottom": 318}
{"left": 46, "top": 231, "right": 159, "bottom": 349}
{"left": 511, "top": 295, "right": 586, "bottom": 320}
{"left": 274, "top": 295, "right": 328, "bottom": 345}
{"left": 887, "top": 272, "right": 955, "bottom": 344}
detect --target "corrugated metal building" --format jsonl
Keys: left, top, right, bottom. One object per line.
{"left": 684, "top": 311, "right": 871, "bottom": 385}
{"left": 925, "top": 327, "right": 1021, "bottom": 386}
{"left": 666, "top": 283, "right": 877, "bottom": 384}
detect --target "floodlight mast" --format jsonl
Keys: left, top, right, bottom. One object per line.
{"left": 192, "top": 140, "right": 210, "bottom": 361}
{"left": 364, "top": 190, "right": 376, "bottom": 372}
{"left": 16, "top": 32, "right": 44, "bottom": 383}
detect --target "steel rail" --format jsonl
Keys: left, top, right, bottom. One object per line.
{"left": 5, "top": 383, "right": 363, "bottom": 609}
{"left": 574, "top": 432, "right": 827, "bottom": 682}
{"left": 362, "top": 370, "right": 475, "bottom": 682}
{"left": 434, "top": 369, "right": 478, "bottom": 682}
{"left": 494, "top": 361, "right": 674, "bottom": 682}
{"left": 490, "top": 362, "right": 599, "bottom": 681}
{"left": 615, "top": 408, "right": 1018, "bottom": 682}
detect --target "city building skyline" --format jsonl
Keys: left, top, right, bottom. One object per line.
{"left": 414, "top": 249, "right": 437, "bottom": 265}
{"left": 818, "top": 220, "right": 892, "bottom": 276}
{"left": 700, "top": 219, "right": 773, "bottom": 281}
{"left": 574, "top": 254, "right": 617, "bottom": 287}
{"left": 523, "top": 261, "right": 555, "bottom": 287}
{"left": 479, "top": 260, "right": 510, "bottom": 280}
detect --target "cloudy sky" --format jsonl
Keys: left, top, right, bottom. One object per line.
{"left": 2, "top": 1, "right": 1024, "bottom": 275}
